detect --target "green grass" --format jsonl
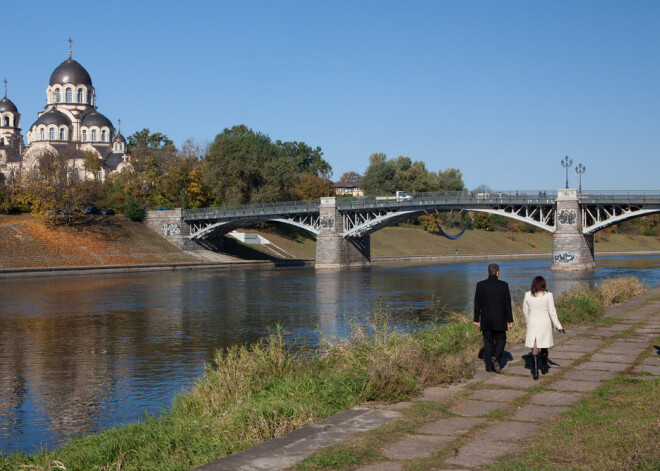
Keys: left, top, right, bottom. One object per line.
{"left": 0, "top": 277, "right": 648, "bottom": 470}
{"left": 486, "top": 378, "right": 660, "bottom": 471}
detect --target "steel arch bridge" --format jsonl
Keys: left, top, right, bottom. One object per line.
{"left": 182, "top": 190, "right": 660, "bottom": 241}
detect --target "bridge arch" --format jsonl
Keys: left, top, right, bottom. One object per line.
{"left": 582, "top": 208, "right": 660, "bottom": 234}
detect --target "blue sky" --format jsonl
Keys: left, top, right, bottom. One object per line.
{"left": 2, "top": 1, "right": 659, "bottom": 191}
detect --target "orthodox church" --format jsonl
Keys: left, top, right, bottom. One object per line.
{"left": 0, "top": 44, "right": 129, "bottom": 183}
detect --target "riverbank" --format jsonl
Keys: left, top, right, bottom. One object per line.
{"left": 1, "top": 277, "right": 650, "bottom": 470}
{"left": 2, "top": 214, "right": 660, "bottom": 270}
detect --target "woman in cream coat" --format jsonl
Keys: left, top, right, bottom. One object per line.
{"left": 523, "top": 276, "right": 565, "bottom": 380}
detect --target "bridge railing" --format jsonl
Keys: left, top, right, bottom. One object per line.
{"left": 337, "top": 190, "right": 559, "bottom": 208}
{"left": 184, "top": 199, "right": 321, "bottom": 219}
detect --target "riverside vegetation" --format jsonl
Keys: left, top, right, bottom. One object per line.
{"left": 0, "top": 276, "right": 648, "bottom": 470}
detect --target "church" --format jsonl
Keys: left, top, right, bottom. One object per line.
{"left": 0, "top": 45, "right": 129, "bottom": 183}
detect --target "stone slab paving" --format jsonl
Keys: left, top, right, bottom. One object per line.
{"left": 574, "top": 361, "right": 630, "bottom": 372}
{"left": 417, "top": 384, "right": 467, "bottom": 402}
{"left": 606, "top": 324, "right": 634, "bottom": 332}
{"left": 561, "top": 369, "right": 618, "bottom": 382}
{"left": 358, "top": 463, "right": 403, "bottom": 471}
{"left": 510, "top": 404, "right": 566, "bottom": 422}
{"left": 383, "top": 435, "right": 455, "bottom": 460}
{"left": 483, "top": 421, "right": 540, "bottom": 440}
{"left": 548, "top": 350, "right": 586, "bottom": 360}
{"left": 561, "top": 337, "right": 604, "bottom": 347}
{"left": 598, "top": 344, "right": 648, "bottom": 355}
{"left": 549, "top": 380, "right": 605, "bottom": 392}
{"left": 633, "top": 364, "right": 660, "bottom": 375}
{"left": 483, "top": 374, "right": 545, "bottom": 389}
{"left": 641, "top": 356, "right": 660, "bottom": 366}
{"left": 551, "top": 344, "right": 596, "bottom": 353}
{"left": 417, "top": 417, "right": 486, "bottom": 435}
{"left": 529, "top": 391, "right": 584, "bottom": 406}
{"left": 449, "top": 400, "right": 504, "bottom": 417}
{"left": 444, "top": 438, "right": 522, "bottom": 467}
{"left": 590, "top": 352, "right": 637, "bottom": 363}
{"left": 469, "top": 389, "right": 527, "bottom": 403}
{"left": 501, "top": 365, "right": 532, "bottom": 376}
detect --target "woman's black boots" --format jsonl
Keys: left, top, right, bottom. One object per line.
{"left": 540, "top": 348, "right": 549, "bottom": 374}
{"left": 531, "top": 354, "right": 539, "bottom": 380}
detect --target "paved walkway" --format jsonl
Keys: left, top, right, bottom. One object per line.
{"left": 197, "top": 286, "right": 660, "bottom": 471}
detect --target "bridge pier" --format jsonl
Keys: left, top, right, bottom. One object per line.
{"left": 315, "top": 197, "right": 371, "bottom": 269}
{"left": 144, "top": 209, "right": 206, "bottom": 250}
{"left": 552, "top": 189, "right": 595, "bottom": 271}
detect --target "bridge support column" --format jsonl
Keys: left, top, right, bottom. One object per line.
{"left": 316, "top": 197, "right": 371, "bottom": 269}
{"left": 144, "top": 209, "right": 203, "bottom": 251}
{"left": 552, "top": 189, "right": 595, "bottom": 271}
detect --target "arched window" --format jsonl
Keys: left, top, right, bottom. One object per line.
{"left": 101, "top": 130, "right": 106, "bottom": 142}
{"left": 74, "top": 167, "right": 79, "bottom": 178}
{"left": 55, "top": 89, "right": 61, "bottom": 103}
{"left": 65, "top": 88, "right": 72, "bottom": 102}
{"left": 49, "top": 128, "right": 55, "bottom": 140}
{"left": 77, "top": 89, "right": 83, "bottom": 103}
{"left": 3, "top": 117, "right": 8, "bottom": 126}
{"left": 40, "top": 129, "right": 45, "bottom": 140}
{"left": 59, "top": 129, "right": 65, "bottom": 141}
{"left": 82, "top": 130, "right": 87, "bottom": 142}
{"left": 87, "top": 91, "right": 91, "bottom": 104}
{"left": 120, "top": 143, "right": 124, "bottom": 151}
{"left": 91, "top": 130, "right": 97, "bottom": 142}
{"left": 114, "top": 143, "right": 118, "bottom": 151}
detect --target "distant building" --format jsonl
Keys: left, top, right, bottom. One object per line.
{"left": 333, "top": 181, "right": 364, "bottom": 197}
{"left": 0, "top": 46, "right": 129, "bottom": 183}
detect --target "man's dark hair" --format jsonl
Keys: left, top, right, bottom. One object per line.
{"left": 488, "top": 263, "right": 499, "bottom": 276}
{"left": 531, "top": 276, "right": 547, "bottom": 296}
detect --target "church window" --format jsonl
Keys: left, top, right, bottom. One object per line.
{"left": 114, "top": 143, "right": 118, "bottom": 151}
{"left": 3, "top": 117, "right": 8, "bottom": 126}
{"left": 91, "top": 130, "right": 97, "bottom": 142}
{"left": 55, "top": 90, "right": 61, "bottom": 103}
{"left": 40, "top": 129, "right": 45, "bottom": 140}
{"left": 77, "top": 89, "right": 83, "bottom": 103}
{"left": 101, "top": 130, "right": 106, "bottom": 142}
{"left": 97, "top": 170, "right": 103, "bottom": 180}
{"left": 87, "top": 92, "right": 92, "bottom": 105}
{"left": 82, "top": 130, "right": 87, "bottom": 142}
{"left": 59, "top": 129, "right": 65, "bottom": 141}
{"left": 65, "top": 88, "right": 72, "bottom": 103}
{"left": 74, "top": 167, "right": 79, "bottom": 178}
{"left": 49, "top": 128, "right": 55, "bottom": 140}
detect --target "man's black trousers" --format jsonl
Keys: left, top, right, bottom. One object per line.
{"left": 482, "top": 329, "right": 506, "bottom": 371}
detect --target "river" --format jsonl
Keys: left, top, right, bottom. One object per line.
{"left": 2, "top": 255, "right": 660, "bottom": 454}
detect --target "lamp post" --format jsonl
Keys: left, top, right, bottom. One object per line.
{"left": 575, "top": 163, "right": 586, "bottom": 193}
{"left": 560, "top": 156, "right": 573, "bottom": 189}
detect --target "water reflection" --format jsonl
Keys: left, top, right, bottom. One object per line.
{"left": 1, "top": 255, "right": 660, "bottom": 454}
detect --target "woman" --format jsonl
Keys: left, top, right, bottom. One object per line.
{"left": 523, "top": 276, "right": 565, "bottom": 380}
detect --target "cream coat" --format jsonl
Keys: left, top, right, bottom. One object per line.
{"left": 523, "top": 291, "right": 563, "bottom": 348}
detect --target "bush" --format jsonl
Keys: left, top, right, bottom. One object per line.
{"left": 124, "top": 196, "right": 146, "bottom": 222}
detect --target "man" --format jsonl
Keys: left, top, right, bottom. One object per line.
{"left": 474, "top": 263, "right": 513, "bottom": 372}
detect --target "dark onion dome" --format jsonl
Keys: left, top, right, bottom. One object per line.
{"left": 82, "top": 111, "right": 113, "bottom": 129}
{"left": 0, "top": 96, "right": 18, "bottom": 113}
{"left": 30, "top": 109, "right": 72, "bottom": 128}
{"left": 112, "top": 131, "right": 126, "bottom": 143}
{"left": 49, "top": 58, "right": 93, "bottom": 87}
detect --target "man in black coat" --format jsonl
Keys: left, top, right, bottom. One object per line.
{"left": 474, "top": 263, "right": 513, "bottom": 372}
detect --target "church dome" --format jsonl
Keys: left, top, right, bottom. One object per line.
{"left": 82, "top": 111, "right": 113, "bottom": 128}
{"left": 112, "top": 131, "right": 126, "bottom": 143}
{"left": 30, "top": 109, "right": 71, "bottom": 128}
{"left": 49, "top": 58, "right": 93, "bottom": 87}
{"left": 0, "top": 96, "right": 18, "bottom": 113}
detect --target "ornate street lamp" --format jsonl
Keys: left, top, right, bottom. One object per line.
{"left": 575, "top": 163, "right": 586, "bottom": 193}
{"left": 561, "top": 156, "right": 573, "bottom": 189}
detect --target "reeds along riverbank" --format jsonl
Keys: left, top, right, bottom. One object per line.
{"left": 0, "top": 276, "right": 647, "bottom": 471}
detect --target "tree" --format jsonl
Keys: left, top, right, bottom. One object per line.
{"left": 127, "top": 128, "right": 174, "bottom": 151}
{"left": 124, "top": 195, "right": 146, "bottom": 221}
{"left": 339, "top": 171, "right": 362, "bottom": 184}
{"left": 17, "top": 151, "right": 88, "bottom": 224}
{"left": 204, "top": 125, "right": 332, "bottom": 206}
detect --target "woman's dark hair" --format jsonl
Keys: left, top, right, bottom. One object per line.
{"left": 531, "top": 276, "right": 547, "bottom": 296}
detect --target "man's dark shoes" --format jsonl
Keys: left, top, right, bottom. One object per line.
{"left": 492, "top": 356, "right": 501, "bottom": 373}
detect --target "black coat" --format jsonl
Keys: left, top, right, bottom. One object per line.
{"left": 474, "top": 275, "right": 513, "bottom": 331}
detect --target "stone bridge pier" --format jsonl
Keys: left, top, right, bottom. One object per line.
{"left": 552, "top": 189, "right": 595, "bottom": 271}
{"left": 144, "top": 209, "right": 203, "bottom": 251}
{"left": 315, "top": 197, "right": 371, "bottom": 269}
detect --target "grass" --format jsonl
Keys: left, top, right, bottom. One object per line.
{"left": 0, "top": 277, "right": 649, "bottom": 470}
{"left": 486, "top": 377, "right": 660, "bottom": 471}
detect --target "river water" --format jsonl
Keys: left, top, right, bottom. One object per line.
{"left": 2, "top": 255, "right": 660, "bottom": 454}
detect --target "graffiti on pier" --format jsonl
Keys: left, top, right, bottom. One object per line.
{"left": 558, "top": 209, "right": 577, "bottom": 225}
{"left": 162, "top": 223, "right": 181, "bottom": 236}
{"left": 320, "top": 215, "right": 335, "bottom": 230}
{"left": 553, "top": 252, "right": 576, "bottom": 264}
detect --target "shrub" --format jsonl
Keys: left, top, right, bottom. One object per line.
{"left": 124, "top": 196, "right": 146, "bottom": 222}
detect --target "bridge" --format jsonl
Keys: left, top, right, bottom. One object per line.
{"left": 144, "top": 189, "right": 660, "bottom": 271}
